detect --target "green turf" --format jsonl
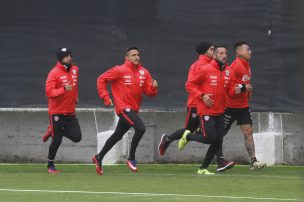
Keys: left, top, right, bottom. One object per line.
{"left": 0, "top": 164, "right": 303, "bottom": 202}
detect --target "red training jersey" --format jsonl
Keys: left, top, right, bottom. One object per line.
{"left": 97, "top": 60, "right": 158, "bottom": 114}
{"left": 226, "top": 57, "right": 251, "bottom": 108}
{"left": 186, "top": 60, "right": 235, "bottom": 116}
{"left": 186, "top": 55, "right": 212, "bottom": 108}
{"left": 45, "top": 62, "right": 79, "bottom": 115}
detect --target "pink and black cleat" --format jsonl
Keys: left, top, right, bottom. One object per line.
{"left": 92, "top": 155, "right": 103, "bottom": 175}
{"left": 126, "top": 159, "right": 138, "bottom": 172}
{"left": 48, "top": 166, "right": 59, "bottom": 173}
{"left": 217, "top": 160, "right": 235, "bottom": 172}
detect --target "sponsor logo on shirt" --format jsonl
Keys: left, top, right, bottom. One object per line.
{"left": 124, "top": 75, "right": 132, "bottom": 85}
{"left": 210, "top": 75, "right": 218, "bottom": 86}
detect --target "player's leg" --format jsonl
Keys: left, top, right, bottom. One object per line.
{"left": 158, "top": 107, "right": 199, "bottom": 155}
{"left": 47, "top": 114, "right": 64, "bottom": 173}
{"left": 64, "top": 115, "right": 82, "bottom": 143}
{"left": 238, "top": 107, "right": 266, "bottom": 170}
{"left": 216, "top": 108, "right": 235, "bottom": 171}
{"left": 93, "top": 116, "right": 130, "bottom": 175}
{"left": 120, "top": 109, "right": 146, "bottom": 172}
{"left": 197, "top": 115, "right": 223, "bottom": 175}
{"left": 198, "top": 115, "right": 224, "bottom": 175}
{"left": 179, "top": 115, "right": 218, "bottom": 148}
{"left": 197, "top": 142, "right": 219, "bottom": 175}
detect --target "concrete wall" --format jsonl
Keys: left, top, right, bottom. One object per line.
{"left": 0, "top": 108, "right": 303, "bottom": 165}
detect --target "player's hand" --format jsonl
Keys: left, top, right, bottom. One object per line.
{"left": 152, "top": 80, "right": 158, "bottom": 88}
{"left": 246, "top": 84, "right": 253, "bottom": 92}
{"left": 202, "top": 94, "right": 214, "bottom": 107}
{"left": 64, "top": 84, "right": 73, "bottom": 91}
{"left": 104, "top": 98, "right": 113, "bottom": 106}
{"left": 234, "top": 85, "right": 241, "bottom": 94}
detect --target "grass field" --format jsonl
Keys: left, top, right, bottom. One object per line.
{"left": 0, "top": 164, "right": 303, "bottom": 202}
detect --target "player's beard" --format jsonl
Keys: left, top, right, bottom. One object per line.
{"left": 215, "top": 58, "right": 226, "bottom": 70}
{"left": 62, "top": 61, "right": 72, "bottom": 71}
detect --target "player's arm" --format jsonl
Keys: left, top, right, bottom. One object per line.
{"left": 45, "top": 72, "right": 66, "bottom": 98}
{"left": 185, "top": 67, "right": 206, "bottom": 100}
{"left": 97, "top": 66, "right": 120, "bottom": 106}
{"left": 143, "top": 71, "right": 158, "bottom": 97}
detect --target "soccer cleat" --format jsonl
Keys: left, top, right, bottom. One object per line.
{"left": 47, "top": 166, "right": 59, "bottom": 173}
{"left": 178, "top": 130, "right": 191, "bottom": 150}
{"left": 158, "top": 134, "right": 170, "bottom": 156}
{"left": 126, "top": 159, "right": 138, "bottom": 172}
{"left": 197, "top": 169, "right": 215, "bottom": 175}
{"left": 42, "top": 125, "right": 52, "bottom": 142}
{"left": 250, "top": 160, "right": 266, "bottom": 170}
{"left": 92, "top": 155, "right": 103, "bottom": 175}
{"left": 217, "top": 160, "right": 235, "bottom": 172}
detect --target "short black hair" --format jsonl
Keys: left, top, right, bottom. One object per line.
{"left": 125, "top": 46, "right": 139, "bottom": 55}
{"left": 233, "top": 41, "right": 248, "bottom": 52}
{"left": 214, "top": 45, "right": 227, "bottom": 52}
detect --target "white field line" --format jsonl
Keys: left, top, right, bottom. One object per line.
{"left": 0, "top": 188, "right": 302, "bottom": 201}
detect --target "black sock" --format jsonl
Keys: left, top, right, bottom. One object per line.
{"left": 48, "top": 159, "right": 54, "bottom": 168}
{"left": 95, "top": 155, "right": 102, "bottom": 163}
{"left": 217, "top": 157, "right": 224, "bottom": 164}
{"left": 202, "top": 143, "right": 220, "bottom": 169}
{"left": 168, "top": 128, "right": 185, "bottom": 142}
{"left": 216, "top": 142, "right": 224, "bottom": 163}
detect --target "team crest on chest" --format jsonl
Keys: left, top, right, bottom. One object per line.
{"left": 139, "top": 70, "right": 145, "bottom": 75}
{"left": 72, "top": 69, "right": 77, "bottom": 75}
{"left": 242, "top": 74, "right": 250, "bottom": 81}
{"left": 225, "top": 70, "right": 230, "bottom": 76}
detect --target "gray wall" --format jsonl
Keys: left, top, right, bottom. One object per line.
{"left": 0, "top": 108, "right": 303, "bottom": 165}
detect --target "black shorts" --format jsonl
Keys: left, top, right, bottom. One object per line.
{"left": 184, "top": 107, "right": 200, "bottom": 132}
{"left": 224, "top": 107, "right": 252, "bottom": 132}
{"left": 50, "top": 114, "right": 82, "bottom": 142}
{"left": 187, "top": 114, "right": 225, "bottom": 144}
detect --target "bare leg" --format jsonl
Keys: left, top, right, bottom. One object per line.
{"left": 240, "top": 124, "right": 255, "bottom": 158}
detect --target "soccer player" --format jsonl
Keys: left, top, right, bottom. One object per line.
{"left": 158, "top": 42, "right": 214, "bottom": 155}
{"left": 179, "top": 45, "right": 238, "bottom": 175}
{"left": 45, "top": 48, "right": 82, "bottom": 173}
{"left": 158, "top": 42, "right": 234, "bottom": 172}
{"left": 221, "top": 41, "right": 266, "bottom": 170}
{"left": 92, "top": 46, "right": 158, "bottom": 175}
